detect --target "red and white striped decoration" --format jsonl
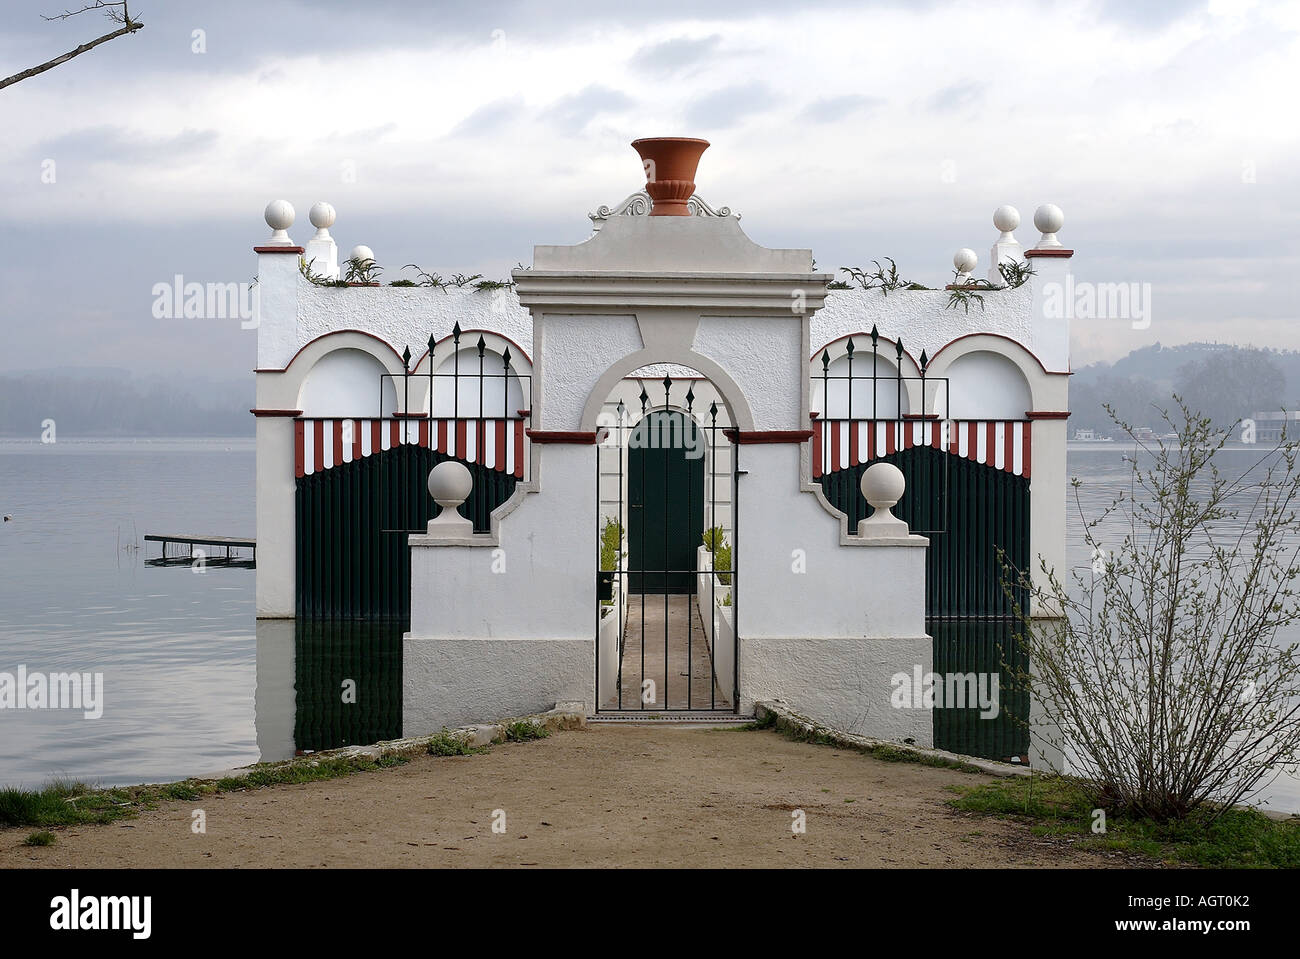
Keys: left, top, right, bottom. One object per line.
{"left": 812, "top": 419, "right": 1031, "bottom": 478}
{"left": 294, "top": 418, "right": 525, "bottom": 479}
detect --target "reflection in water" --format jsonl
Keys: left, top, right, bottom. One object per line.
{"left": 254, "top": 619, "right": 404, "bottom": 763}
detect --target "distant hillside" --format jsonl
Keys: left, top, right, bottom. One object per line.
{"left": 1071, "top": 343, "right": 1296, "bottom": 436}
{"left": 0, "top": 369, "right": 253, "bottom": 437}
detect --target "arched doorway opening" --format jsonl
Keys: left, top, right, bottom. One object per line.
{"left": 595, "top": 370, "right": 739, "bottom": 714}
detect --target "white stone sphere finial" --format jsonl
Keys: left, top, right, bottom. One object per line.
{"left": 1033, "top": 203, "right": 1065, "bottom": 249}
{"left": 993, "top": 204, "right": 1020, "bottom": 238}
{"left": 263, "top": 199, "right": 295, "bottom": 245}
{"left": 426, "top": 461, "right": 474, "bottom": 535}
{"left": 309, "top": 201, "right": 336, "bottom": 239}
{"left": 349, "top": 244, "right": 375, "bottom": 267}
{"left": 858, "top": 462, "right": 910, "bottom": 538}
{"left": 953, "top": 248, "right": 978, "bottom": 281}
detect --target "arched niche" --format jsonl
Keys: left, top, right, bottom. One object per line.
{"left": 430, "top": 347, "right": 527, "bottom": 419}
{"left": 937, "top": 350, "right": 1034, "bottom": 420}
{"left": 298, "top": 347, "right": 398, "bottom": 417}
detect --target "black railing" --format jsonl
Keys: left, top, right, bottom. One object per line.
{"left": 816, "top": 324, "right": 948, "bottom": 423}
{"left": 381, "top": 323, "right": 532, "bottom": 423}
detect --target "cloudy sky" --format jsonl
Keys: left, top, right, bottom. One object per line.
{"left": 1, "top": 0, "right": 1296, "bottom": 381}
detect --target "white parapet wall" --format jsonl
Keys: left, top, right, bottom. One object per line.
{"left": 734, "top": 443, "right": 932, "bottom": 744}
{"left": 403, "top": 443, "right": 596, "bottom": 734}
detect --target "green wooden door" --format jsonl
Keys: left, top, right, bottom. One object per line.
{"left": 628, "top": 411, "right": 705, "bottom": 593}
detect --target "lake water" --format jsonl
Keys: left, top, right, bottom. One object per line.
{"left": 0, "top": 439, "right": 1296, "bottom": 813}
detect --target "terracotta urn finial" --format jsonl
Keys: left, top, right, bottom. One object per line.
{"left": 631, "top": 137, "right": 710, "bottom": 216}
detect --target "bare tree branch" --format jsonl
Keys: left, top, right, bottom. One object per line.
{"left": 1, "top": 2, "right": 143, "bottom": 92}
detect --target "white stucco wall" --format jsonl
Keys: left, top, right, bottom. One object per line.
{"left": 734, "top": 443, "right": 932, "bottom": 742}
{"left": 403, "top": 444, "right": 596, "bottom": 733}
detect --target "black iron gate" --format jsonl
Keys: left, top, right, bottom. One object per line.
{"left": 596, "top": 379, "right": 738, "bottom": 713}
{"left": 294, "top": 325, "right": 528, "bottom": 622}
{"left": 818, "top": 447, "right": 1031, "bottom": 761}
{"left": 812, "top": 332, "right": 1032, "bottom": 760}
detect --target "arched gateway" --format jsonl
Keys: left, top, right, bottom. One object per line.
{"left": 251, "top": 138, "right": 1073, "bottom": 765}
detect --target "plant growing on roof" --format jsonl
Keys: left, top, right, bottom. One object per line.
{"left": 945, "top": 271, "right": 989, "bottom": 314}
{"left": 839, "top": 258, "right": 929, "bottom": 295}
{"left": 298, "top": 256, "right": 347, "bottom": 288}
{"left": 997, "top": 259, "right": 1036, "bottom": 289}
{"left": 343, "top": 255, "right": 383, "bottom": 284}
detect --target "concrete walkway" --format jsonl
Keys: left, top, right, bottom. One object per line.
{"left": 603, "top": 593, "right": 731, "bottom": 711}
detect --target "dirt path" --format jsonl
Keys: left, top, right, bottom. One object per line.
{"left": 2, "top": 725, "right": 1116, "bottom": 868}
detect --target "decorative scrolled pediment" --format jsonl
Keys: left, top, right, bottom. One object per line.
{"left": 588, "top": 191, "right": 740, "bottom": 231}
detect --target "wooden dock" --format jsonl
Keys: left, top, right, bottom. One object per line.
{"left": 144, "top": 534, "right": 256, "bottom": 563}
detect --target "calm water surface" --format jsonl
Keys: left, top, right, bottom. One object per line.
{"left": 0, "top": 439, "right": 1295, "bottom": 812}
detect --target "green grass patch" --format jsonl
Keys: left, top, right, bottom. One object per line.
{"left": 426, "top": 732, "right": 488, "bottom": 756}
{"left": 504, "top": 720, "right": 550, "bottom": 742}
{"left": 948, "top": 775, "right": 1300, "bottom": 868}
{"left": 0, "top": 752, "right": 414, "bottom": 829}
{"left": 0, "top": 718, "right": 562, "bottom": 832}
{"left": 0, "top": 779, "right": 129, "bottom": 828}
{"left": 22, "top": 830, "right": 56, "bottom": 847}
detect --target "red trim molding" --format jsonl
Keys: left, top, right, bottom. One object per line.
{"left": 392, "top": 411, "right": 429, "bottom": 419}
{"left": 723, "top": 429, "right": 814, "bottom": 444}
{"left": 527, "top": 429, "right": 602, "bottom": 444}
{"left": 1026, "top": 410, "right": 1070, "bottom": 420}
{"left": 902, "top": 413, "right": 940, "bottom": 421}
{"left": 250, "top": 408, "right": 303, "bottom": 417}
{"left": 253, "top": 246, "right": 305, "bottom": 254}
{"left": 1024, "top": 249, "right": 1074, "bottom": 258}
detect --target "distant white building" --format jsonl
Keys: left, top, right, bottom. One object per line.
{"left": 1250, "top": 411, "right": 1300, "bottom": 444}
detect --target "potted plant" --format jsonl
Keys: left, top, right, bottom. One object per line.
{"left": 598, "top": 517, "right": 625, "bottom": 602}
{"left": 701, "top": 525, "right": 732, "bottom": 604}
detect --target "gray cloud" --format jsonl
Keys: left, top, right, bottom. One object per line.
{"left": 35, "top": 126, "right": 219, "bottom": 165}
{"left": 630, "top": 34, "right": 725, "bottom": 76}
{"left": 801, "top": 94, "right": 886, "bottom": 123}
{"left": 684, "top": 83, "right": 773, "bottom": 130}
{"left": 1092, "top": 0, "right": 1205, "bottom": 29}
{"left": 542, "top": 85, "right": 636, "bottom": 134}
{"left": 451, "top": 96, "right": 527, "bottom": 136}
{"left": 926, "top": 82, "right": 984, "bottom": 113}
